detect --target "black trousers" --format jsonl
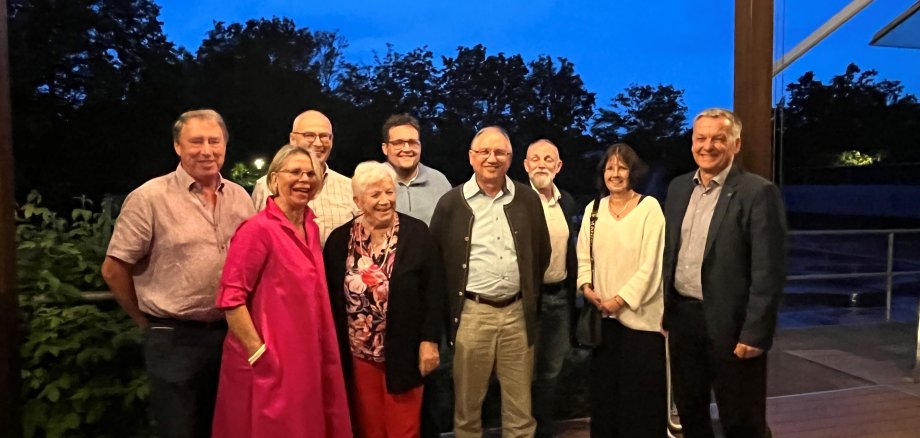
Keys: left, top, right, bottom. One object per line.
{"left": 144, "top": 317, "right": 227, "bottom": 438}
{"left": 668, "top": 298, "right": 770, "bottom": 438}
{"left": 590, "top": 318, "right": 667, "bottom": 438}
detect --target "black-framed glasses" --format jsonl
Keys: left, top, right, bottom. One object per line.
{"left": 291, "top": 131, "right": 333, "bottom": 144}
{"left": 387, "top": 139, "right": 422, "bottom": 149}
{"left": 275, "top": 169, "right": 317, "bottom": 179}
{"left": 471, "top": 148, "right": 511, "bottom": 159}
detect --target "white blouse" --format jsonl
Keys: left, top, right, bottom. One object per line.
{"left": 576, "top": 195, "right": 665, "bottom": 332}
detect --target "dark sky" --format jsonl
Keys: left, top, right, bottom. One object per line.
{"left": 156, "top": 0, "right": 920, "bottom": 119}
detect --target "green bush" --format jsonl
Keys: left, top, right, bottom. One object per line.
{"left": 17, "top": 191, "right": 149, "bottom": 438}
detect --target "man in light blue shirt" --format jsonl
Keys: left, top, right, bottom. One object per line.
{"left": 430, "top": 127, "right": 551, "bottom": 438}
{"left": 380, "top": 114, "right": 452, "bottom": 225}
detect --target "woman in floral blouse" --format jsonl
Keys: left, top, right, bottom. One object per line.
{"left": 324, "top": 161, "right": 445, "bottom": 438}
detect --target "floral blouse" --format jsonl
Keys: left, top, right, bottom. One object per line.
{"left": 344, "top": 215, "right": 399, "bottom": 362}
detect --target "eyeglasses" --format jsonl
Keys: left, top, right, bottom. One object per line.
{"left": 387, "top": 139, "right": 422, "bottom": 149}
{"left": 291, "top": 131, "right": 333, "bottom": 144}
{"left": 275, "top": 169, "right": 317, "bottom": 179}
{"left": 471, "top": 148, "right": 511, "bottom": 159}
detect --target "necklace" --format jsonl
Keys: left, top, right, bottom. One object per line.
{"left": 610, "top": 191, "right": 636, "bottom": 219}
{"left": 367, "top": 221, "right": 396, "bottom": 263}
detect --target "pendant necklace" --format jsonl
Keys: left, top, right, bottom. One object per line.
{"left": 611, "top": 192, "right": 636, "bottom": 219}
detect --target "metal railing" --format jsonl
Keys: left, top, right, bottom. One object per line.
{"left": 786, "top": 228, "right": 920, "bottom": 382}
{"left": 787, "top": 229, "right": 920, "bottom": 321}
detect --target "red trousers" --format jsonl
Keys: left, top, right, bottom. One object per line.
{"left": 352, "top": 357, "right": 423, "bottom": 438}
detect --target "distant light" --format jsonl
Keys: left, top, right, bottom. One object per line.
{"left": 253, "top": 158, "right": 266, "bottom": 170}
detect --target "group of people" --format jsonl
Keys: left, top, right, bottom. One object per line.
{"left": 101, "top": 105, "right": 787, "bottom": 438}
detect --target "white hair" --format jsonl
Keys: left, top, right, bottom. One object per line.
{"left": 351, "top": 161, "right": 397, "bottom": 196}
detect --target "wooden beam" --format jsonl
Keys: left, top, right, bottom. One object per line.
{"left": 0, "top": 0, "right": 22, "bottom": 436}
{"left": 735, "top": 0, "right": 775, "bottom": 181}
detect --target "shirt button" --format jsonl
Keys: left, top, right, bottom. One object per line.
{"left": 454, "top": 317, "right": 459, "bottom": 323}
{"left": 458, "top": 291, "right": 463, "bottom": 296}
{"left": 462, "top": 264, "right": 467, "bottom": 269}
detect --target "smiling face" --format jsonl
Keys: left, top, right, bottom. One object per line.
{"left": 524, "top": 140, "right": 562, "bottom": 190}
{"left": 174, "top": 117, "right": 226, "bottom": 184}
{"left": 289, "top": 110, "right": 334, "bottom": 165}
{"left": 604, "top": 154, "right": 631, "bottom": 195}
{"left": 382, "top": 124, "right": 422, "bottom": 175}
{"left": 354, "top": 178, "right": 397, "bottom": 227}
{"left": 271, "top": 152, "right": 320, "bottom": 211}
{"left": 692, "top": 116, "right": 740, "bottom": 179}
{"left": 469, "top": 128, "right": 512, "bottom": 187}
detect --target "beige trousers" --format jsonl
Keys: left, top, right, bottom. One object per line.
{"left": 453, "top": 299, "right": 535, "bottom": 438}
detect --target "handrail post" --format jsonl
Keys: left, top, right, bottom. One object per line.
{"left": 886, "top": 232, "right": 894, "bottom": 321}
{"left": 914, "top": 296, "right": 920, "bottom": 382}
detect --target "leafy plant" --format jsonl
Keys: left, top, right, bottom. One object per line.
{"left": 229, "top": 161, "right": 265, "bottom": 189}
{"left": 17, "top": 191, "right": 149, "bottom": 438}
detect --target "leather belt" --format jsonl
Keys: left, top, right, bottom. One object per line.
{"left": 541, "top": 281, "right": 565, "bottom": 294}
{"left": 464, "top": 291, "right": 522, "bottom": 308}
{"left": 145, "top": 314, "right": 227, "bottom": 329}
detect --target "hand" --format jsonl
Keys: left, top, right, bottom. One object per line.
{"left": 582, "top": 285, "right": 603, "bottom": 309}
{"left": 733, "top": 342, "right": 763, "bottom": 359}
{"left": 599, "top": 297, "right": 622, "bottom": 317}
{"left": 418, "top": 341, "right": 440, "bottom": 376}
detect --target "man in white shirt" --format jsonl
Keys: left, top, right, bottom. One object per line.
{"left": 523, "top": 139, "right": 579, "bottom": 438}
{"left": 252, "top": 110, "right": 356, "bottom": 246}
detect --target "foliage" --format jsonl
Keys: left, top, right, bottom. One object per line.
{"left": 229, "top": 161, "right": 266, "bottom": 189}
{"left": 10, "top": 1, "right": 920, "bottom": 204}
{"left": 17, "top": 191, "right": 149, "bottom": 438}
{"left": 836, "top": 150, "right": 880, "bottom": 167}
{"left": 592, "top": 84, "right": 688, "bottom": 160}
{"left": 779, "top": 63, "right": 920, "bottom": 168}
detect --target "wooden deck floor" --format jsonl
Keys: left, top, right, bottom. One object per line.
{"left": 767, "top": 385, "right": 920, "bottom": 438}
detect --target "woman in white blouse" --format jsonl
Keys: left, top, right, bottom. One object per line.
{"left": 576, "top": 143, "right": 666, "bottom": 437}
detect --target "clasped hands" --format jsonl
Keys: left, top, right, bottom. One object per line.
{"left": 582, "top": 284, "right": 625, "bottom": 317}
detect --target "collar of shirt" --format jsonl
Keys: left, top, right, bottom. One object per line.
{"left": 386, "top": 162, "right": 430, "bottom": 186}
{"left": 529, "top": 180, "right": 561, "bottom": 206}
{"left": 692, "top": 163, "right": 733, "bottom": 190}
{"left": 462, "top": 174, "right": 515, "bottom": 200}
{"left": 175, "top": 164, "right": 225, "bottom": 193}
{"left": 264, "top": 196, "right": 316, "bottom": 230}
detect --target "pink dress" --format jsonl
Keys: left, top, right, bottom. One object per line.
{"left": 212, "top": 197, "right": 351, "bottom": 438}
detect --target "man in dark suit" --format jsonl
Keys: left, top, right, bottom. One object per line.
{"left": 662, "top": 108, "right": 787, "bottom": 438}
{"left": 523, "top": 139, "right": 579, "bottom": 438}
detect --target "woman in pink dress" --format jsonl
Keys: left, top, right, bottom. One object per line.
{"left": 212, "top": 144, "right": 351, "bottom": 438}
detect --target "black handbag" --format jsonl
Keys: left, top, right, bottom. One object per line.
{"left": 575, "top": 196, "right": 603, "bottom": 348}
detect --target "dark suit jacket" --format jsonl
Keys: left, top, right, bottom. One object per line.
{"left": 662, "top": 164, "right": 787, "bottom": 353}
{"left": 324, "top": 213, "right": 446, "bottom": 394}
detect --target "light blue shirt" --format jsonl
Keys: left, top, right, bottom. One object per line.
{"left": 463, "top": 175, "right": 521, "bottom": 299}
{"left": 387, "top": 162, "right": 452, "bottom": 225}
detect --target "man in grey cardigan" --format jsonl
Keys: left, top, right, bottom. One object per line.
{"left": 429, "top": 126, "right": 551, "bottom": 438}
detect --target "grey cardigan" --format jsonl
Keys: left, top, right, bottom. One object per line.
{"left": 429, "top": 180, "right": 551, "bottom": 346}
